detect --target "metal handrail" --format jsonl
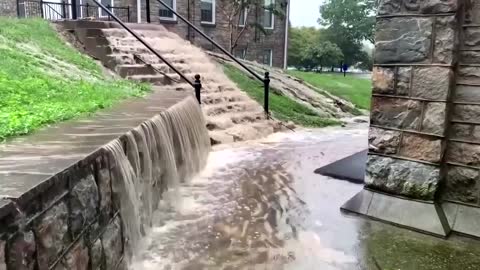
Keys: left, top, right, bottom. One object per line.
{"left": 92, "top": 0, "right": 202, "bottom": 103}
{"left": 156, "top": 0, "right": 271, "bottom": 114}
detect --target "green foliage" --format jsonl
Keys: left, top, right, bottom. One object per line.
{"left": 288, "top": 27, "right": 321, "bottom": 68}
{"left": 222, "top": 64, "right": 340, "bottom": 127}
{"left": 0, "top": 18, "right": 150, "bottom": 141}
{"left": 302, "top": 41, "right": 343, "bottom": 71}
{"left": 288, "top": 70, "right": 372, "bottom": 110}
{"left": 317, "top": 0, "right": 375, "bottom": 66}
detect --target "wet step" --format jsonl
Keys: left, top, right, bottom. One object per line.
{"left": 203, "top": 101, "right": 260, "bottom": 116}
{"left": 127, "top": 74, "right": 182, "bottom": 85}
{"left": 206, "top": 111, "right": 266, "bottom": 130}
{"left": 116, "top": 64, "right": 157, "bottom": 77}
{"left": 201, "top": 93, "right": 249, "bottom": 105}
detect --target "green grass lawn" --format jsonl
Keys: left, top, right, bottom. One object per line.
{"left": 0, "top": 18, "right": 149, "bottom": 141}
{"left": 223, "top": 64, "right": 340, "bottom": 127}
{"left": 288, "top": 70, "right": 372, "bottom": 110}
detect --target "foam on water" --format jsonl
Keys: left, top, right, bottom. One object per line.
{"left": 103, "top": 96, "right": 211, "bottom": 258}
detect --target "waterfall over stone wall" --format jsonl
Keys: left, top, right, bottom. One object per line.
{"left": 103, "top": 96, "right": 211, "bottom": 255}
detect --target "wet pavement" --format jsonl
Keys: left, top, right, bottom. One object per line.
{"left": 131, "top": 123, "right": 480, "bottom": 270}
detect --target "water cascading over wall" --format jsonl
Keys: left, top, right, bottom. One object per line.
{"left": 103, "top": 96, "right": 210, "bottom": 256}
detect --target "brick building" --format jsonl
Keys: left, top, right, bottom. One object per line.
{"left": 3, "top": 0, "right": 290, "bottom": 68}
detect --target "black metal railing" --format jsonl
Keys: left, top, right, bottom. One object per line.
{"left": 92, "top": 0, "right": 202, "bottom": 103}
{"left": 17, "top": 0, "right": 131, "bottom": 22}
{"left": 156, "top": 0, "right": 271, "bottom": 115}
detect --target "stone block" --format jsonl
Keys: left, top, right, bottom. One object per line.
{"left": 399, "top": 133, "right": 443, "bottom": 163}
{"left": 54, "top": 239, "right": 89, "bottom": 270}
{"left": 421, "top": 102, "right": 446, "bottom": 135}
{"left": 446, "top": 203, "right": 480, "bottom": 238}
{"left": 455, "top": 85, "right": 480, "bottom": 103}
{"left": 0, "top": 240, "right": 4, "bottom": 270}
{"left": 452, "top": 104, "right": 480, "bottom": 122}
{"left": 102, "top": 217, "right": 123, "bottom": 270}
{"left": 377, "top": 0, "right": 402, "bottom": 15}
{"left": 434, "top": 16, "right": 456, "bottom": 64}
{"left": 375, "top": 17, "right": 432, "bottom": 64}
{"left": 368, "top": 127, "right": 401, "bottom": 154}
{"left": 418, "top": 0, "right": 458, "bottom": 14}
{"left": 70, "top": 173, "right": 99, "bottom": 237}
{"left": 458, "top": 67, "right": 480, "bottom": 84}
{"left": 411, "top": 67, "right": 452, "bottom": 100}
{"left": 90, "top": 239, "right": 104, "bottom": 270}
{"left": 371, "top": 97, "right": 421, "bottom": 130}
{"left": 450, "top": 123, "right": 472, "bottom": 139}
{"left": 372, "top": 67, "right": 395, "bottom": 94}
{"left": 466, "top": 0, "right": 480, "bottom": 24}
{"left": 464, "top": 27, "right": 480, "bottom": 50}
{"left": 474, "top": 126, "right": 480, "bottom": 140}
{"left": 444, "top": 166, "right": 480, "bottom": 204}
{"left": 7, "top": 231, "right": 36, "bottom": 270}
{"left": 447, "top": 142, "right": 480, "bottom": 167}
{"left": 365, "top": 155, "right": 440, "bottom": 200}
{"left": 35, "top": 202, "right": 71, "bottom": 269}
{"left": 460, "top": 51, "right": 480, "bottom": 64}
{"left": 396, "top": 67, "right": 411, "bottom": 96}
{"left": 97, "top": 167, "right": 113, "bottom": 223}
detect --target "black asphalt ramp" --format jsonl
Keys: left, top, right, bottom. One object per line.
{"left": 314, "top": 149, "right": 368, "bottom": 184}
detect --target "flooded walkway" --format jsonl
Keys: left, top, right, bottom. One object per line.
{"left": 131, "top": 124, "right": 480, "bottom": 270}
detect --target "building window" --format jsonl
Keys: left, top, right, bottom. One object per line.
{"left": 263, "top": 0, "right": 274, "bottom": 29}
{"left": 263, "top": 49, "right": 273, "bottom": 66}
{"left": 238, "top": 8, "right": 247, "bottom": 27}
{"left": 99, "top": 0, "right": 114, "bottom": 17}
{"left": 201, "top": 0, "right": 215, "bottom": 24}
{"left": 235, "top": 48, "right": 247, "bottom": 59}
{"left": 159, "top": 0, "right": 176, "bottom": 20}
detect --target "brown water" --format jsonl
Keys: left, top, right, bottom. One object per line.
{"left": 129, "top": 123, "right": 480, "bottom": 270}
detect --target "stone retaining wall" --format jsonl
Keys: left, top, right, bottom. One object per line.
{"left": 0, "top": 149, "right": 128, "bottom": 270}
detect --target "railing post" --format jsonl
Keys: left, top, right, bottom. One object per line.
{"left": 62, "top": 1, "right": 66, "bottom": 18}
{"left": 146, "top": 0, "right": 150, "bottom": 23}
{"left": 40, "top": 0, "right": 44, "bottom": 18}
{"left": 127, "top": 6, "right": 130, "bottom": 22}
{"left": 71, "top": 0, "right": 77, "bottom": 19}
{"left": 16, "top": 0, "right": 20, "bottom": 17}
{"left": 86, "top": 2, "right": 89, "bottom": 17}
{"left": 194, "top": 74, "right": 202, "bottom": 104}
{"left": 264, "top": 71, "right": 270, "bottom": 116}
{"left": 107, "top": 4, "right": 111, "bottom": 20}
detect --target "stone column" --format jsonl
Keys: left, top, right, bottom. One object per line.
{"left": 441, "top": 0, "right": 480, "bottom": 238}
{"left": 342, "top": 0, "right": 461, "bottom": 237}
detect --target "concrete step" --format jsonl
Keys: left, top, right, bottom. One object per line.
{"left": 116, "top": 64, "right": 157, "bottom": 77}
{"left": 223, "top": 121, "right": 275, "bottom": 142}
{"left": 127, "top": 74, "right": 182, "bottom": 85}
{"left": 201, "top": 93, "right": 249, "bottom": 105}
{"left": 203, "top": 101, "right": 260, "bottom": 116}
{"left": 206, "top": 111, "right": 266, "bottom": 130}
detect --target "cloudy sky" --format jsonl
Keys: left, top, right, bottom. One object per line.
{"left": 290, "top": 0, "right": 324, "bottom": 28}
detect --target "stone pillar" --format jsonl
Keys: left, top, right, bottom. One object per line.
{"left": 441, "top": 0, "right": 480, "bottom": 238}
{"left": 342, "top": 0, "right": 462, "bottom": 237}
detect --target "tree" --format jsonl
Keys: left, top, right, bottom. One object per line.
{"left": 288, "top": 26, "right": 322, "bottom": 68}
{"left": 219, "top": 0, "right": 286, "bottom": 53}
{"left": 301, "top": 41, "right": 343, "bottom": 71}
{"left": 318, "top": 0, "right": 375, "bottom": 66}
{"left": 319, "top": 0, "right": 376, "bottom": 44}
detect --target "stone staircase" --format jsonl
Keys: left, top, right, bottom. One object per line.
{"left": 60, "top": 21, "right": 281, "bottom": 144}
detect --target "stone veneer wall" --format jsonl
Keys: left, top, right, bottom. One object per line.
{"left": 0, "top": 0, "right": 18, "bottom": 16}
{"left": 0, "top": 148, "right": 128, "bottom": 270}
{"left": 369, "top": 0, "right": 460, "bottom": 201}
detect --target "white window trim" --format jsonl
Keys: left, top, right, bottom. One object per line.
{"left": 265, "top": 49, "right": 273, "bottom": 66}
{"left": 99, "top": 0, "right": 114, "bottom": 18}
{"left": 238, "top": 8, "right": 247, "bottom": 27}
{"left": 159, "top": 0, "right": 177, "bottom": 21}
{"left": 264, "top": 0, "right": 275, "bottom": 30}
{"left": 200, "top": 0, "right": 216, "bottom": 25}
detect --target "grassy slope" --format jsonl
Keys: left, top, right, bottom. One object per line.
{"left": 222, "top": 64, "right": 340, "bottom": 127}
{"left": 0, "top": 18, "right": 149, "bottom": 141}
{"left": 288, "top": 70, "right": 372, "bottom": 110}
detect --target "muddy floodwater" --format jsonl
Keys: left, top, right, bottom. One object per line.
{"left": 130, "top": 124, "right": 480, "bottom": 270}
